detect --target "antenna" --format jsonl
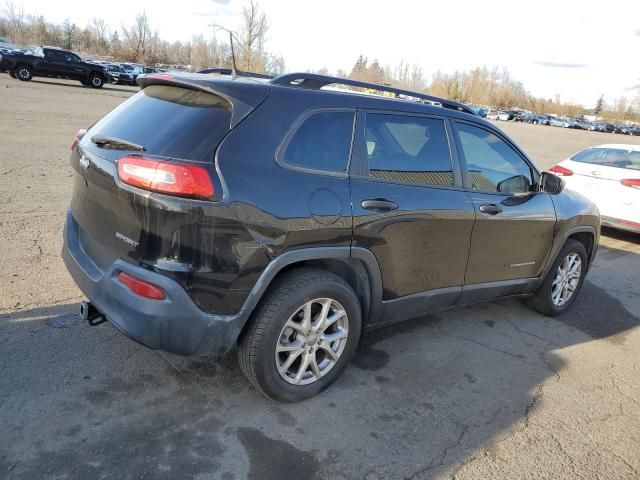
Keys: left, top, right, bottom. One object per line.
{"left": 228, "top": 30, "right": 237, "bottom": 80}
{"left": 208, "top": 24, "right": 241, "bottom": 80}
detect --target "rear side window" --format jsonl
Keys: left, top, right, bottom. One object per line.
{"left": 82, "top": 85, "right": 231, "bottom": 161}
{"left": 282, "top": 111, "right": 354, "bottom": 173}
{"left": 364, "top": 114, "right": 454, "bottom": 187}
{"left": 571, "top": 148, "right": 640, "bottom": 171}
{"left": 455, "top": 122, "right": 533, "bottom": 194}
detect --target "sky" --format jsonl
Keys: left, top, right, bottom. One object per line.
{"left": 13, "top": 0, "right": 640, "bottom": 107}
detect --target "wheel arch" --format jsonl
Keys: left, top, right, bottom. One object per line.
{"left": 541, "top": 226, "right": 598, "bottom": 282}
{"left": 236, "top": 247, "right": 383, "bottom": 340}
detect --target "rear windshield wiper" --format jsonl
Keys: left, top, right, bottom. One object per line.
{"left": 91, "top": 135, "right": 145, "bottom": 151}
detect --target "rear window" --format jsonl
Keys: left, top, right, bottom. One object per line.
{"left": 82, "top": 85, "right": 231, "bottom": 161}
{"left": 571, "top": 148, "right": 640, "bottom": 171}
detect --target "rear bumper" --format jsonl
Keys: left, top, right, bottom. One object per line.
{"left": 602, "top": 216, "right": 640, "bottom": 234}
{"left": 62, "top": 211, "right": 245, "bottom": 356}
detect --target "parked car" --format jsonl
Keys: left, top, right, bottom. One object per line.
{"left": 497, "top": 110, "right": 512, "bottom": 121}
{"left": 63, "top": 72, "right": 600, "bottom": 401}
{"left": 120, "top": 62, "right": 144, "bottom": 80}
{"left": 468, "top": 105, "right": 488, "bottom": 117}
{"left": 573, "top": 119, "right": 591, "bottom": 130}
{"left": 105, "top": 63, "right": 135, "bottom": 85}
{"left": 602, "top": 123, "right": 616, "bottom": 133}
{"left": 550, "top": 117, "right": 573, "bottom": 128}
{"left": 614, "top": 125, "right": 639, "bottom": 135}
{"left": 486, "top": 108, "right": 501, "bottom": 120}
{"left": 550, "top": 145, "right": 640, "bottom": 233}
{"left": 0, "top": 46, "right": 110, "bottom": 88}
{"left": 514, "top": 112, "right": 535, "bottom": 122}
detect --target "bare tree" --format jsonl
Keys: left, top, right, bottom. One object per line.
{"left": 122, "top": 12, "right": 152, "bottom": 62}
{"left": 239, "top": 0, "right": 269, "bottom": 71}
{"left": 3, "top": 1, "right": 25, "bottom": 42}
{"left": 91, "top": 18, "right": 109, "bottom": 51}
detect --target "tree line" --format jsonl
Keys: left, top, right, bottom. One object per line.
{"left": 1, "top": 1, "right": 637, "bottom": 122}
{"left": 0, "top": 1, "right": 285, "bottom": 74}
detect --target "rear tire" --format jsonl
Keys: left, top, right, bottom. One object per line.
{"left": 14, "top": 65, "right": 33, "bottom": 81}
{"left": 238, "top": 268, "right": 362, "bottom": 402}
{"left": 526, "top": 239, "right": 587, "bottom": 316}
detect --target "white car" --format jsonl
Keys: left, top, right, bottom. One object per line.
{"left": 486, "top": 108, "right": 500, "bottom": 120}
{"left": 550, "top": 144, "right": 640, "bottom": 233}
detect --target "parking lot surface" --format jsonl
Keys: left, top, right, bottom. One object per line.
{"left": 1, "top": 77, "right": 640, "bottom": 480}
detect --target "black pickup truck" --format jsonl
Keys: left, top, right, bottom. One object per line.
{"left": 0, "top": 46, "right": 110, "bottom": 88}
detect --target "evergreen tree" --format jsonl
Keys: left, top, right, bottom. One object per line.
{"left": 594, "top": 94, "right": 604, "bottom": 115}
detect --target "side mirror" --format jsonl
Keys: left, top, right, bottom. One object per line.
{"left": 540, "top": 172, "right": 564, "bottom": 195}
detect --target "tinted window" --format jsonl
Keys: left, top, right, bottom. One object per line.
{"left": 81, "top": 85, "right": 232, "bottom": 161}
{"left": 456, "top": 123, "right": 533, "bottom": 194}
{"left": 45, "top": 49, "right": 64, "bottom": 61}
{"left": 571, "top": 148, "right": 640, "bottom": 171}
{"left": 282, "top": 111, "right": 354, "bottom": 173}
{"left": 64, "top": 53, "right": 80, "bottom": 62}
{"left": 364, "top": 114, "right": 453, "bottom": 186}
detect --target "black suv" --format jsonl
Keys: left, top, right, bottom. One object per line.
{"left": 0, "top": 46, "right": 110, "bottom": 88}
{"left": 63, "top": 72, "right": 600, "bottom": 401}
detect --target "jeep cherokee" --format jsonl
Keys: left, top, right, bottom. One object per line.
{"left": 62, "top": 72, "right": 600, "bottom": 401}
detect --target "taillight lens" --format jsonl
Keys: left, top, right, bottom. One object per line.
{"left": 621, "top": 179, "right": 640, "bottom": 189}
{"left": 117, "top": 272, "right": 165, "bottom": 300}
{"left": 71, "top": 128, "right": 87, "bottom": 150}
{"left": 117, "top": 156, "right": 214, "bottom": 199}
{"left": 549, "top": 165, "right": 573, "bottom": 176}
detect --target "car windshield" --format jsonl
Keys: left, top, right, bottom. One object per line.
{"left": 571, "top": 148, "right": 640, "bottom": 170}
{"left": 109, "top": 65, "right": 123, "bottom": 72}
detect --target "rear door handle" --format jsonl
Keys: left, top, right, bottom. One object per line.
{"left": 479, "top": 203, "right": 503, "bottom": 215}
{"left": 361, "top": 199, "right": 398, "bottom": 212}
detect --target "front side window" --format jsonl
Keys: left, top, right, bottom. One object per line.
{"left": 364, "top": 114, "right": 454, "bottom": 187}
{"left": 455, "top": 123, "right": 533, "bottom": 194}
{"left": 282, "top": 111, "right": 354, "bottom": 173}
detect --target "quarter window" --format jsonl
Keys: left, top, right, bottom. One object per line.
{"left": 455, "top": 123, "right": 533, "bottom": 194}
{"left": 364, "top": 114, "right": 454, "bottom": 187}
{"left": 282, "top": 111, "right": 354, "bottom": 173}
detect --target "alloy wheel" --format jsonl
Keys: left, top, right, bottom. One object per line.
{"left": 275, "top": 298, "right": 349, "bottom": 385}
{"left": 551, "top": 253, "right": 582, "bottom": 306}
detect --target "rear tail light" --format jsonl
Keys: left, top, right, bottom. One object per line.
{"left": 117, "top": 155, "right": 214, "bottom": 199}
{"left": 117, "top": 272, "right": 165, "bottom": 300}
{"left": 71, "top": 128, "right": 87, "bottom": 150}
{"left": 549, "top": 165, "right": 574, "bottom": 176}
{"left": 621, "top": 179, "right": 640, "bottom": 189}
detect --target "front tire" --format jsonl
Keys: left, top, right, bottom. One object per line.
{"left": 88, "top": 73, "right": 104, "bottom": 89}
{"left": 238, "top": 268, "right": 362, "bottom": 402}
{"left": 526, "top": 239, "right": 587, "bottom": 316}
{"left": 14, "top": 65, "right": 33, "bottom": 81}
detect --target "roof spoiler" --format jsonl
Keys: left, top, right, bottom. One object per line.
{"left": 137, "top": 73, "right": 270, "bottom": 128}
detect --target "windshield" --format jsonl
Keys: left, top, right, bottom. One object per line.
{"left": 571, "top": 148, "right": 640, "bottom": 170}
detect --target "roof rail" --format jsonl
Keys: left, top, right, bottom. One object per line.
{"left": 198, "top": 67, "right": 274, "bottom": 80}
{"left": 270, "top": 73, "right": 477, "bottom": 116}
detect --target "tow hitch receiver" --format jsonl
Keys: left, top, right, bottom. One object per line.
{"left": 80, "top": 301, "right": 107, "bottom": 326}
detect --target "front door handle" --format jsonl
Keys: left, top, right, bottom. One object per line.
{"left": 361, "top": 199, "right": 398, "bottom": 212}
{"left": 479, "top": 203, "right": 503, "bottom": 215}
